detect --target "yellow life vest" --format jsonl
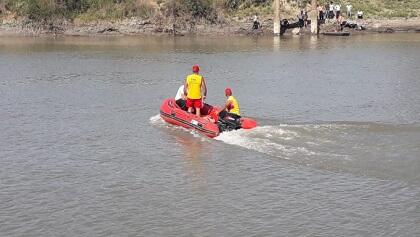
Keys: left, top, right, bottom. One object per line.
{"left": 186, "top": 74, "right": 203, "bottom": 99}
{"left": 227, "top": 95, "right": 240, "bottom": 116}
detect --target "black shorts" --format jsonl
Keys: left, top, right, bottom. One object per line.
{"left": 176, "top": 99, "right": 187, "bottom": 111}
{"left": 219, "top": 110, "right": 241, "bottom": 120}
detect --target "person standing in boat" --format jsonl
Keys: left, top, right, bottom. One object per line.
{"left": 336, "top": 14, "right": 344, "bottom": 32}
{"left": 175, "top": 84, "right": 187, "bottom": 110}
{"left": 219, "top": 88, "right": 241, "bottom": 120}
{"left": 184, "top": 65, "right": 207, "bottom": 117}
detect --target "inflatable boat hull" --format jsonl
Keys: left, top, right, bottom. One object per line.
{"left": 160, "top": 98, "right": 257, "bottom": 138}
{"left": 160, "top": 98, "right": 220, "bottom": 138}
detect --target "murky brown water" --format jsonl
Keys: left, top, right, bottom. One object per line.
{"left": 1, "top": 34, "right": 420, "bottom": 236}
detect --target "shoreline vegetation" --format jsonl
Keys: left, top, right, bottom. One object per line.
{"left": 1, "top": 0, "right": 420, "bottom": 36}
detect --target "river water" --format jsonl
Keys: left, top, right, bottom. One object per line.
{"left": 1, "top": 34, "right": 419, "bottom": 236}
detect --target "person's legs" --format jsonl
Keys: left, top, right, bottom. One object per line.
{"left": 194, "top": 99, "right": 202, "bottom": 117}
{"left": 253, "top": 21, "right": 259, "bottom": 30}
{"left": 186, "top": 98, "right": 193, "bottom": 113}
{"left": 219, "top": 110, "right": 227, "bottom": 120}
{"left": 228, "top": 113, "right": 241, "bottom": 120}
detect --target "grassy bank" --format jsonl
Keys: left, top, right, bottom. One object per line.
{"left": 318, "top": 0, "right": 420, "bottom": 18}
{"left": 0, "top": 0, "right": 419, "bottom": 29}
{"left": 0, "top": 0, "right": 273, "bottom": 21}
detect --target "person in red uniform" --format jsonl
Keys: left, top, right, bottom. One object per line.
{"left": 184, "top": 65, "right": 207, "bottom": 117}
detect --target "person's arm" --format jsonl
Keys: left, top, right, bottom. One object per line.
{"left": 224, "top": 100, "right": 230, "bottom": 110}
{"left": 183, "top": 79, "right": 188, "bottom": 98}
{"left": 201, "top": 77, "right": 207, "bottom": 99}
{"left": 223, "top": 98, "right": 233, "bottom": 111}
{"left": 180, "top": 85, "right": 186, "bottom": 99}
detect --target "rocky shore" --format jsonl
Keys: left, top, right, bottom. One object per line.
{"left": 1, "top": 16, "right": 420, "bottom": 37}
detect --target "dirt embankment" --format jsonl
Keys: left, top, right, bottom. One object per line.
{"left": 1, "top": 14, "right": 420, "bottom": 36}
{"left": 362, "top": 18, "right": 420, "bottom": 33}
{"left": 0, "top": 13, "right": 272, "bottom": 36}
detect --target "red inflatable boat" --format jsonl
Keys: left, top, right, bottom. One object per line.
{"left": 160, "top": 98, "right": 257, "bottom": 138}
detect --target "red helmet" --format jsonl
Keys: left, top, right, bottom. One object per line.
{"left": 192, "top": 65, "right": 200, "bottom": 73}
{"left": 225, "top": 87, "right": 232, "bottom": 96}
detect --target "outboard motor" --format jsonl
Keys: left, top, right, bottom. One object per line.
{"left": 217, "top": 116, "right": 241, "bottom": 132}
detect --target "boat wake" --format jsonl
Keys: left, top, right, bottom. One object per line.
{"left": 216, "top": 122, "right": 420, "bottom": 179}
{"left": 152, "top": 114, "right": 355, "bottom": 161}
{"left": 149, "top": 114, "right": 165, "bottom": 125}
{"left": 215, "top": 123, "right": 348, "bottom": 161}
{"left": 151, "top": 115, "right": 420, "bottom": 181}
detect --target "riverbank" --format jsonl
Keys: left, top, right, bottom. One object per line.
{"left": 1, "top": 16, "right": 420, "bottom": 36}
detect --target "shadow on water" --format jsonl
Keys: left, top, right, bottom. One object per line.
{"left": 149, "top": 114, "right": 209, "bottom": 178}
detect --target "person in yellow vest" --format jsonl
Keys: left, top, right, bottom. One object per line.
{"left": 183, "top": 65, "right": 207, "bottom": 117}
{"left": 219, "top": 87, "right": 241, "bottom": 120}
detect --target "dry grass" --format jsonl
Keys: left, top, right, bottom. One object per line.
{"left": 317, "top": 0, "right": 420, "bottom": 18}
{"left": 1, "top": 0, "right": 419, "bottom": 23}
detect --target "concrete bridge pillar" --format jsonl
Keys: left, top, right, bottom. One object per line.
{"left": 310, "top": 0, "right": 319, "bottom": 34}
{"left": 273, "top": 0, "right": 282, "bottom": 35}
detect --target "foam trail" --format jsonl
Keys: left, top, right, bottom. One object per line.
{"left": 149, "top": 114, "right": 164, "bottom": 125}
{"left": 215, "top": 123, "right": 384, "bottom": 162}
{"left": 215, "top": 125, "right": 317, "bottom": 159}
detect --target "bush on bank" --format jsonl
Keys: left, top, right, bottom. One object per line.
{"left": 0, "top": 0, "right": 419, "bottom": 23}
{"left": 0, "top": 0, "right": 273, "bottom": 22}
